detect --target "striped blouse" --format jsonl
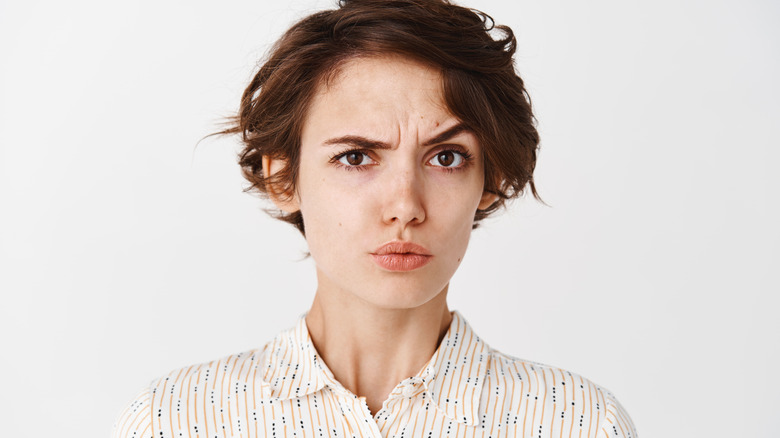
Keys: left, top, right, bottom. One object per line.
{"left": 112, "top": 311, "right": 636, "bottom": 438}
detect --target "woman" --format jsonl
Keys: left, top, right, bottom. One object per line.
{"left": 113, "top": 0, "right": 636, "bottom": 437}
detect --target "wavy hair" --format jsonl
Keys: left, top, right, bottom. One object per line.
{"left": 219, "top": 0, "right": 540, "bottom": 234}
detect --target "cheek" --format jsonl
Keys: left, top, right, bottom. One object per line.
{"left": 429, "top": 171, "right": 484, "bottom": 216}
{"left": 297, "top": 165, "right": 373, "bottom": 251}
{"left": 427, "top": 179, "right": 483, "bottom": 251}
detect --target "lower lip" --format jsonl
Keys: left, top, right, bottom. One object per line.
{"left": 371, "top": 254, "right": 432, "bottom": 271}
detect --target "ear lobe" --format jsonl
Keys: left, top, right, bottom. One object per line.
{"left": 478, "top": 190, "right": 499, "bottom": 211}
{"left": 261, "top": 155, "right": 300, "bottom": 213}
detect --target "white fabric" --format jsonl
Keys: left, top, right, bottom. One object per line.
{"left": 112, "top": 311, "right": 636, "bottom": 437}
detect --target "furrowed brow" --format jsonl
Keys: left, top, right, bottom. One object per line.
{"left": 422, "top": 123, "right": 470, "bottom": 147}
{"left": 322, "top": 123, "right": 470, "bottom": 149}
{"left": 323, "top": 136, "right": 392, "bottom": 150}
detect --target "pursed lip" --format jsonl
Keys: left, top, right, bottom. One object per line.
{"left": 370, "top": 241, "right": 433, "bottom": 272}
{"left": 371, "top": 241, "right": 432, "bottom": 256}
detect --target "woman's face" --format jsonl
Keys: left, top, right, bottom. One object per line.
{"left": 270, "top": 55, "right": 496, "bottom": 309}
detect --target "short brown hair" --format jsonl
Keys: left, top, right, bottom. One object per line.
{"left": 222, "top": 0, "right": 540, "bottom": 235}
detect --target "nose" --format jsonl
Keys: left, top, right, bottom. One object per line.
{"left": 382, "top": 167, "right": 426, "bottom": 228}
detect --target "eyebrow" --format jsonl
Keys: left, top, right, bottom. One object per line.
{"left": 322, "top": 123, "right": 470, "bottom": 149}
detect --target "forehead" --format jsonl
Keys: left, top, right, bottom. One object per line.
{"left": 302, "top": 55, "right": 458, "bottom": 142}
{"left": 322, "top": 55, "right": 443, "bottom": 94}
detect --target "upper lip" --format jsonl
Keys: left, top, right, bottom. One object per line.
{"left": 372, "top": 241, "right": 432, "bottom": 256}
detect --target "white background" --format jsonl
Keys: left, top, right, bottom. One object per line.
{"left": 1, "top": 0, "right": 778, "bottom": 436}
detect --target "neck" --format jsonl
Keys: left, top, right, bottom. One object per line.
{"left": 305, "top": 278, "right": 452, "bottom": 416}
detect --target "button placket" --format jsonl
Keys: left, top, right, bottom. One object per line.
{"left": 355, "top": 396, "right": 383, "bottom": 437}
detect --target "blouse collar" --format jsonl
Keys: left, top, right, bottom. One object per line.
{"left": 261, "top": 310, "right": 489, "bottom": 426}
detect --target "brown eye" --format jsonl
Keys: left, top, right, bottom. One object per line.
{"left": 436, "top": 151, "right": 454, "bottom": 167}
{"left": 345, "top": 152, "right": 364, "bottom": 165}
{"left": 429, "top": 150, "right": 465, "bottom": 168}
{"left": 336, "top": 150, "right": 376, "bottom": 168}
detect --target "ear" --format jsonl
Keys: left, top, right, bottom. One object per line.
{"left": 262, "top": 155, "right": 300, "bottom": 213}
{"left": 478, "top": 190, "right": 499, "bottom": 211}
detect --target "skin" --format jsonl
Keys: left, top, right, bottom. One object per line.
{"left": 264, "top": 55, "right": 497, "bottom": 415}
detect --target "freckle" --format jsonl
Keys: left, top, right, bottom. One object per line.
{"left": 339, "top": 222, "right": 342, "bottom": 226}
{"left": 457, "top": 257, "right": 461, "bottom": 262}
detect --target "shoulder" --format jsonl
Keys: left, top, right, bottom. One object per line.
{"left": 111, "top": 387, "right": 153, "bottom": 438}
{"left": 111, "top": 347, "right": 271, "bottom": 438}
{"left": 480, "top": 348, "right": 637, "bottom": 437}
{"left": 147, "top": 347, "right": 270, "bottom": 399}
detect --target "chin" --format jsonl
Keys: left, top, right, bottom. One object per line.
{"left": 358, "top": 278, "right": 449, "bottom": 310}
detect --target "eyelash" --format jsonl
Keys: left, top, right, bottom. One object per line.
{"left": 328, "top": 147, "right": 474, "bottom": 173}
{"left": 328, "top": 149, "right": 374, "bottom": 172}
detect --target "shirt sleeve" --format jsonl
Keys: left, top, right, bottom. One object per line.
{"left": 111, "top": 387, "right": 153, "bottom": 438}
{"left": 597, "top": 390, "right": 637, "bottom": 437}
